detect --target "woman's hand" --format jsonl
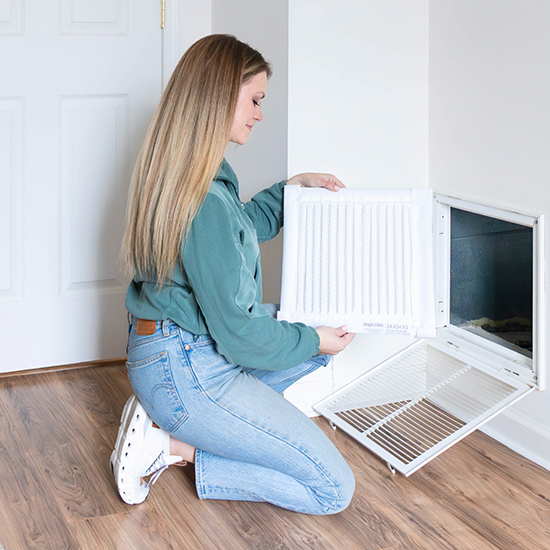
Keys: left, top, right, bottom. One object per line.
{"left": 316, "top": 326, "right": 355, "bottom": 355}
{"left": 286, "top": 173, "right": 345, "bottom": 192}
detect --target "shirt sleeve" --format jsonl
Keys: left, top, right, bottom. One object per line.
{"left": 243, "top": 180, "right": 286, "bottom": 242}
{"left": 183, "top": 193, "right": 320, "bottom": 370}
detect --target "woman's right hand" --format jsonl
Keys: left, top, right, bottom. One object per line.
{"left": 316, "top": 326, "right": 355, "bottom": 356}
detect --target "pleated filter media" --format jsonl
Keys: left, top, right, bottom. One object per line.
{"left": 278, "top": 187, "right": 436, "bottom": 338}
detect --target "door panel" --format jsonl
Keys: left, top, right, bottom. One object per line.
{"left": 0, "top": 0, "right": 161, "bottom": 372}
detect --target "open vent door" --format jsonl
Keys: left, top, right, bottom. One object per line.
{"left": 279, "top": 186, "right": 542, "bottom": 475}
{"left": 313, "top": 338, "right": 533, "bottom": 476}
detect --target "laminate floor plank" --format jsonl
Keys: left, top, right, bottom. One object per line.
{"left": 316, "top": 422, "right": 498, "bottom": 550}
{"left": 411, "top": 444, "right": 550, "bottom": 550}
{"left": 0, "top": 373, "right": 127, "bottom": 522}
{"left": 155, "top": 481, "right": 391, "bottom": 550}
{"left": 142, "top": 466, "right": 344, "bottom": 550}
{"left": 70, "top": 507, "right": 212, "bottom": 550}
{"left": 398, "top": 444, "right": 543, "bottom": 549}
{"left": 146, "top": 428, "right": 396, "bottom": 550}
{"left": 93, "top": 364, "right": 134, "bottom": 416}
{"left": 57, "top": 367, "right": 128, "bottom": 430}
{"left": 460, "top": 430, "right": 550, "bottom": 514}
{"left": 0, "top": 393, "right": 80, "bottom": 550}
{"left": 1, "top": 362, "right": 550, "bottom": 550}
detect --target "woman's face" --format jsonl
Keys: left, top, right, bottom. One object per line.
{"left": 229, "top": 71, "right": 267, "bottom": 145}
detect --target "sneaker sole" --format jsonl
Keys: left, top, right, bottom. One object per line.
{"left": 110, "top": 394, "right": 150, "bottom": 505}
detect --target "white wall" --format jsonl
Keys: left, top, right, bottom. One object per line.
{"left": 430, "top": 0, "right": 550, "bottom": 471}
{"left": 284, "top": 0, "right": 429, "bottom": 412}
{"left": 212, "top": 0, "right": 289, "bottom": 303}
{"left": 288, "top": 0, "right": 429, "bottom": 187}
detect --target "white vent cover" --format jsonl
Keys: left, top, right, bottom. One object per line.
{"left": 313, "top": 338, "right": 533, "bottom": 476}
{"left": 278, "top": 186, "right": 436, "bottom": 337}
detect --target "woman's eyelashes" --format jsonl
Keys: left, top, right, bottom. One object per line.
{"left": 253, "top": 99, "right": 261, "bottom": 107}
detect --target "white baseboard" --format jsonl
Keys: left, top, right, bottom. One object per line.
{"left": 284, "top": 368, "right": 357, "bottom": 418}
{"left": 481, "top": 409, "right": 550, "bottom": 472}
{"left": 284, "top": 378, "right": 352, "bottom": 417}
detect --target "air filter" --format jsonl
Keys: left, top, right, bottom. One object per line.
{"left": 278, "top": 186, "right": 436, "bottom": 337}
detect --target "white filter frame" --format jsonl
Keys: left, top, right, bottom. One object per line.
{"left": 278, "top": 187, "right": 436, "bottom": 338}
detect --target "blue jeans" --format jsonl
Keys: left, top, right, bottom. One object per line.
{"left": 125, "top": 317, "right": 355, "bottom": 515}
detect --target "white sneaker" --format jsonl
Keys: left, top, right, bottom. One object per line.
{"left": 110, "top": 394, "right": 183, "bottom": 505}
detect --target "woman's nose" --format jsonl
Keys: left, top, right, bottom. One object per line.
{"left": 254, "top": 106, "right": 263, "bottom": 122}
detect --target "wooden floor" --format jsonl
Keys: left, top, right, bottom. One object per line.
{"left": 1, "top": 363, "right": 550, "bottom": 550}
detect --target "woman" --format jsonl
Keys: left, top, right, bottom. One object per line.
{"left": 111, "top": 34, "right": 356, "bottom": 515}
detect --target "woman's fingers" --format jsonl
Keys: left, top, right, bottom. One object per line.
{"left": 287, "top": 173, "right": 346, "bottom": 191}
{"left": 335, "top": 325, "right": 349, "bottom": 337}
{"left": 322, "top": 174, "right": 345, "bottom": 190}
{"left": 316, "top": 325, "right": 356, "bottom": 355}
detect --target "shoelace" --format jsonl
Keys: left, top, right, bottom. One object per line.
{"left": 149, "top": 464, "right": 168, "bottom": 486}
{"left": 146, "top": 452, "right": 185, "bottom": 486}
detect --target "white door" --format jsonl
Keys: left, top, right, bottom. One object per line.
{"left": 0, "top": 0, "right": 162, "bottom": 372}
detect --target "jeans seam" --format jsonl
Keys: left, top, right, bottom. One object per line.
{"left": 195, "top": 449, "right": 206, "bottom": 499}
{"left": 176, "top": 330, "right": 214, "bottom": 349}
{"left": 198, "top": 486, "right": 297, "bottom": 512}
{"left": 197, "top": 452, "right": 307, "bottom": 511}
{"left": 163, "top": 346, "right": 189, "bottom": 432}
{"left": 127, "top": 331, "right": 175, "bottom": 353}
{"left": 199, "top": 481, "right": 319, "bottom": 513}
{"left": 126, "top": 340, "right": 189, "bottom": 432}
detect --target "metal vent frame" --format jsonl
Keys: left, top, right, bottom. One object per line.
{"left": 434, "top": 194, "right": 545, "bottom": 390}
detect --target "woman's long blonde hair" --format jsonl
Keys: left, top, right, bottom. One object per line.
{"left": 121, "top": 34, "right": 271, "bottom": 286}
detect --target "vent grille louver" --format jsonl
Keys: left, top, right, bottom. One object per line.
{"left": 315, "top": 342, "right": 531, "bottom": 475}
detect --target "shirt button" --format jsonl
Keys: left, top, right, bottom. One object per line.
{"left": 184, "top": 345, "right": 191, "bottom": 351}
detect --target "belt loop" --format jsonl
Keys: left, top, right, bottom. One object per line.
{"left": 162, "top": 319, "right": 170, "bottom": 336}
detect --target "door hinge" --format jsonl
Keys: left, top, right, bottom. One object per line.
{"left": 161, "top": 0, "right": 165, "bottom": 28}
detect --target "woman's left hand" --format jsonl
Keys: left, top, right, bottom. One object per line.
{"left": 286, "top": 173, "right": 345, "bottom": 192}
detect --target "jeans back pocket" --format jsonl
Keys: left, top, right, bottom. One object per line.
{"left": 126, "top": 351, "right": 188, "bottom": 433}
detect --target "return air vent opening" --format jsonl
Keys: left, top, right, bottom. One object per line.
{"left": 450, "top": 208, "right": 533, "bottom": 359}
